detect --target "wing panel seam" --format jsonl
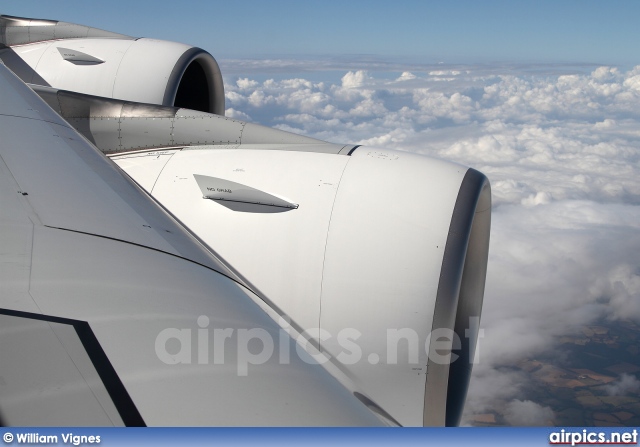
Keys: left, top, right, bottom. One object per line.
{"left": 0, "top": 308, "right": 146, "bottom": 427}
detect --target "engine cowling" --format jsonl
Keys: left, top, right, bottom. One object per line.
{"left": 110, "top": 145, "right": 491, "bottom": 427}
{"left": 0, "top": 15, "right": 224, "bottom": 114}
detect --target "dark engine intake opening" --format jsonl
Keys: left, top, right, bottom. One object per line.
{"left": 174, "top": 60, "right": 210, "bottom": 113}
{"left": 423, "top": 168, "right": 491, "bottom": 427}
{"left": 165, "top": 48, "right": 225, "bottom": 116}
{"left": 445, "top": 173, "right": 491, "bottom": 426}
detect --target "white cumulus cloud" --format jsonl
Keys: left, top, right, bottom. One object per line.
{"left": 504, "top": 400, "right": 555, "bottom": 426}
{"left": 341, "top": 70, "right": 372, "bottom": 88}
{"left": 604, "top": 374, "right": 640, "bottom": 396}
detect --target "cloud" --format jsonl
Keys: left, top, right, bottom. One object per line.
{"left": 235, "top": 77, "right": 259, "bottom": 90}
{"left": 503, "top": 400, "right": 555, "bottom": 426}
{"left": 396, "top": 71, "right": 416, "bottom": 82}
{"left": 341, "top": 70, "right": 372, "bottom": 89}
{"left": 224, "top": 108, "right": 252, "bottom": 121}
{"left": 220, "top": 61, "right": 640, "bottom": 425}
{"left": 604, "top": 374, "right": 640, "bottom": 396}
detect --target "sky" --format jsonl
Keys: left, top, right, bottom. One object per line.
{"left": 4, "top": 0, "right": 640, "bottom": 65}
{"left": 3, "top": 1, "right": 640, "bottom": 426}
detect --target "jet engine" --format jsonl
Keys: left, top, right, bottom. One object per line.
{"left": 0, "top": 14, "right": 224, "bottom": 114}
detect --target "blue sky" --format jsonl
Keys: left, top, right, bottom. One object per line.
{"left": 3, "top": 0, "right": 640, "bottom": 65}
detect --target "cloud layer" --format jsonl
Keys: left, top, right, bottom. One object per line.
{"left": 604, "top": 374, "right": 640, "bottom": 397}
{"left": 221, "top": 61, "right": 640, "bottom": 425}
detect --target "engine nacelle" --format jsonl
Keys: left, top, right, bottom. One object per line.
{"left": 0, "top": 15, "right": 224, "bottom": 114}
{"left": 110, "top": 145, "right": 491, "bottom": 427}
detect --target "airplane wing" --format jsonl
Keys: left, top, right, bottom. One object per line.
{"left": 0, "top": 14, "right": 491, "bottom": 427}
{"left": 0, "top": 48, "right": 385, "bottom": 428}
